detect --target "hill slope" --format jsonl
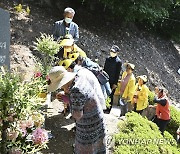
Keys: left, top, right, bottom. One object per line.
{"left": 1, "top": 0, "right": 180, "bottom": 105}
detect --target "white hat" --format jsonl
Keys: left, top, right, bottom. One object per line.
{"left": 47, "top": 66, "right": 76, "bottom": 92}
{"left": 124, "top": 63, "right": 135, "bottom": 70}
{"left": 137, "top": 75, "right": 148, "bottom": 82}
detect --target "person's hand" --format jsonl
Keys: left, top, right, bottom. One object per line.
{"left": 112, "top": 84, "right": 117, "bottom": 90}
{"left": 149, "top": 105, "right": 155, "bottom": 108}
{"left": 56, "top": 91, "right": 65, "bottom": 101}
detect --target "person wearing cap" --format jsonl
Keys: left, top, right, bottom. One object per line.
{"left": 151, "top": 87, "right": 170, "bottom": 135}
{"left": 53, "top": 7, "right": 79, "bottom": 42}
{"left": 104, "top": 45, "right": 122, "bottom": 113}
{"left": 133, "top": 75, "right": 149, "bottom": 115}
{"left": 118, "top": 63, "right": 136, "bottom": 116}
{"left": 55, "top": 34, "right": 87, "bottom": 60}
{"left": 47, "top": 66, "right": 106, "bottom": 153}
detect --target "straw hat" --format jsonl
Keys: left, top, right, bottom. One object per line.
{"left": 137, "top": 75, "right": 148, "bottom": 82}
{"left": 59, "top": 38, "right": 74, "bottom": 47}
{"left": 47, "top": 66, "right": 76, "bottom": 92}
{"left": 124, "top": 63, "right": 135, "bottom": 70}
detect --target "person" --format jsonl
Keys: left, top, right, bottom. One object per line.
{"left": 133, "top": 75, "right": 149, "bottom": 115}
{"left": 118, "top": 63, "right": 136, "bottom": 116}
{"left": 53, "top": 7, "right": 79, "bottom": 42}
{"left": 152, "top": 87, "right": 170, "bottom": 135}
{"left": 47, "top": 66, "right": 106, "bottom": 154}
{"left": 104, "top": 45, "right": 122, "bottom": 113}
{"left": 72, "top": 54, "right": 112, "bottom": 102}
{"left": 59, "top": 55, "right": 111, "bottom": 107}
{"left": 55, "top": 34, "right": 87, "bottom": 60}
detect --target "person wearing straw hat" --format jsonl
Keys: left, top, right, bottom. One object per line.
{"left": 133, "top": 75, "right": 149, "bottom": 115}
{"left": 53, "top": 7, "right": 79, "bottom": 42}
{"left": 118, "top": 62, "right": 136, "bottom": 116}
{"left": 55, "top": 34, "right": 87, "bottom": 60}
{"left": 47, "top": 66, "right": 106, "bottom": 154}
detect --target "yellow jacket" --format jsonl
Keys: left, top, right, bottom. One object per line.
{"left": 115, "top": 71, "right": 136, "bottom": 102}
{"left": 74, "top": 44, "right": 87, "bottom": 57}
{"left": 135, "top": 84, "right": 149, "bottom": 111}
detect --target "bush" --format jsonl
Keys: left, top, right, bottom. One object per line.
{"left": 167, "top": 106, "right": 180, "bottom": 138}
{"left": 148, "top": 90, "right": 155, "bottom": 105}
{"left": 114, "top": 112, "right": 180, "bottom": 153}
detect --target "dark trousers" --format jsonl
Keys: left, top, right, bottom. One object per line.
{"left": 104, "top": 88, "right": 115, "bottom": 114}
{"left": 153, "top": 116, "right": 170, "bottom": 135}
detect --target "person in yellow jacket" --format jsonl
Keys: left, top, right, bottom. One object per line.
{"left": 55, "top": 34, "right": 87, "bottom": 60}
{"left": 115, "top": 63, "right": 136, "bottom": 116}
{"left": 133, "top": 75, "right": 149, "bottom": 115}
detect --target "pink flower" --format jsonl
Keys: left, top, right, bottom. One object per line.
{"left": 7, "top": 130, "right": 19, "bottom": 141}
{"left": 34, "top": 72, "right": 42, "bottom": 78}
{"left": 19, "top": 121, "right": 27, "bottom": 130}
{"left": 9, "top": 148, "right": 22, "bottom": 154}
{"left": 26, "top": 119, "right": 34, "bottom": 128}
{"left": 32, "top": 128, "right": 48, "bottom": 144}
{"left": 46, "top": 75, "right": 50, "bottom": 80}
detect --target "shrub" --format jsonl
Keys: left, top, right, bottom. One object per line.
{"left": 114, "top": 112, "right": 179, "bottom": 153}
{"left": 148, "top": 90, "right": 155, "bottom": 105}
{"left": 167, "top": 106, "right": 180, "bottom": 138}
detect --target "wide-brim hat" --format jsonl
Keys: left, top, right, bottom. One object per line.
{"left": 59, "top": 38, "right": 74, "bottom": 47}
{"left": 124, "top": 63, "right": 135, "bottom": 70}
{"left": 137, "top": 75, "right": 148, "bottom": 82}
{"left": 47, "top": 66, "right": 76, "bottom": 92}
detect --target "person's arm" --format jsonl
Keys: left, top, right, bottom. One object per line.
{"left": 70, "top": 88, "right": 86, "bottom": 121}
{"left": 52, "top": 22, "right": 59, "bottom": 41}
{"left": 74, "top": 24, "right": 79, "bottom": 42}
{"left": 154, "top": 97, "right": 167, "bottom": 106}
{"left": 127, "top": 78, "right": 136, "bottom": 102}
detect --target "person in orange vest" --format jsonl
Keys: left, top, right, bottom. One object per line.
{"left": 152, "top": 87, "right": 170, "bottom": 135}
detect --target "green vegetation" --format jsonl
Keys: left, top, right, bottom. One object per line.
{"left": 0, "top": 68, "right": 48, "bottom": 153}
{"left": 167, "top": 106, "right": 180, "bottom": 138}
{"left": 114, "top": 112, "right": 180, "bottom": 154}
{"left": 34, "top": 33, "right": 60, "bottom": 72}
{"left": 148, "top": 90, "right": 155, "bottom": 105}
{"left": 78, "top": 0, "right": 180, "bottom": 42}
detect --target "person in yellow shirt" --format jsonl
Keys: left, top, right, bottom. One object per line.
{"left": 117, "top": 63, "right": 136, "bottom": 116}
{"left": 133, "top": 75, "right": 149, "bottom": 115}
{"left": 55, "top": 34, "right": 87, "bottom": 60}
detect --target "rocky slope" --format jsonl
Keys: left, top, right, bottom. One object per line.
{"left": 1, "top": 0, "right": 179, "bottom": 104}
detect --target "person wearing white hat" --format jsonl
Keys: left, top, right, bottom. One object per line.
{"left": 118, "top": 63, "right": 136, "bottom": 116}
{"left": 54, "top": 34, "right": 87, "bottom": 60}
{"left": 47, "top": 66, "right": 106, "bottom": 154}
{"left": 133, "top": 75, "right": 149, "bottom": 115}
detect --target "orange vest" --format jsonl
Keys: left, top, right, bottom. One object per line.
{"left": 156, "top": 95, "right": 170, "bottom": 120}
